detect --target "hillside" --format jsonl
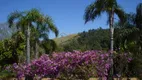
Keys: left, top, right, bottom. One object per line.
{"left": 54, "top": 34, "right": 78, "bottom": 45}
{"left": 54, "top": 28, "right": 110, "bottom": 51}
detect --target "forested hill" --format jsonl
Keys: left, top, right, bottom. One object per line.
{"left": 55, "top": 28, "right": 110, "bottom": 51}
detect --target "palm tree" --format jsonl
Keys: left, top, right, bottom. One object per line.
{"left": 8, "top": 9, "right": 42, "bottom": 64}
{"left": 114, "top": 3, "right": 142, "bottom": 52}
{"left": 84, "top": 0, "right": 125, "bottom": 79}
{"left": 32, "top": 15, "right": 59, "bottom": 58}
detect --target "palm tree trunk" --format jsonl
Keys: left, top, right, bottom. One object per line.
{"left": 108, "top": 10, "right": 114, "bottom": 80}
{"left": 35, "top": 41, "right": 38, "bottom": 59}
{"left": 25, "top": 25, "right": 33, "bottom": 80}
{"left": 26, "top": 25, "right": 30, "bottom": 64}
{"left": 110, "top": 21, "right": 114, "bottom": 53}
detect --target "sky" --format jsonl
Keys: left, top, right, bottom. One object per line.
{"left": 0, "top": 0, "right": 141, "bottom": 38}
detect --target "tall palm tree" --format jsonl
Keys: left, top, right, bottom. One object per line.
{"left": 32, "top": 15, "right": 59, "bottom": 58}
{"left": 84, "top": 0, "right": 125, "bottom": 79}
{"left": 8, "top": 9, "right": 42, "bottom": 64}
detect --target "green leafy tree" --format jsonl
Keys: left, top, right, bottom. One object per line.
{"left": 0, "top": 31, "right": 25, "bottom": 68}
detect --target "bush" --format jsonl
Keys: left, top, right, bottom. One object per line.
{"left": 12, "top": 50, "right": 131, "bottom": 80}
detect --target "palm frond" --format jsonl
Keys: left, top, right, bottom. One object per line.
{"left": 26, "top": 8, "right": 42, "bottom": 22}
{"left": 84, "top": 1, "right": 105, "bottom": 23}
{"left": 50, "top": 39, "right": 57, "bottom": 51}
{"left": 135, "top": 3, "right": 142, "bottom": 29}
{"left": 45, "top": 16, "right": 59, "bottom": 37}
{"left": 15, "top": 17, "right": 28, "bottom": 33}
{"left": 114, "top": 5, "right": 126, "bottom": 24}
{"left": 7, "top": 11, "right": 23, "bottom": 28}
{"left": 40, "top": 33, "right": 49, "bottom": 40}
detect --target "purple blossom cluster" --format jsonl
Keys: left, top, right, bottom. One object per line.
{"left": 12, "top": 50, "right": 131, "bottom": 79}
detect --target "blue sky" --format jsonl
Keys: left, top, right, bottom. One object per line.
{"left": 0, "top": 0, "right": 141, "bottom": 38}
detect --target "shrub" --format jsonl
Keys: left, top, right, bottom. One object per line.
{"left": 12, "top": 50, "right": 131, "bottom": 80}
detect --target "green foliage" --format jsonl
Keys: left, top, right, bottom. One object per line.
{"left": 84, "top": 0, "right": 126, "bottom": 25}
{"left": 0, "top": 31, "right": 25, "bottom": 67}
{"left": 41, "top": 39, "right": 57, "bottom": 55}
{"left": 113, "top": 52, "right": 132, "bottom": 77}
{"left": 113, "top": 3, "right": 142, "bottom": 79}
{"left": 61, "top": 28, "right": 110, "bottom": 51}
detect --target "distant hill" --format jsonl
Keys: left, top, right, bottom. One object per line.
{"left": 0, "top": 23, "right": 11, "bottom": 40}
{"left": 0, "top": 23, "right": 16, "bottom": 40}
{"left": 54, "top": 34, "right": 78, "bottom": 45}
